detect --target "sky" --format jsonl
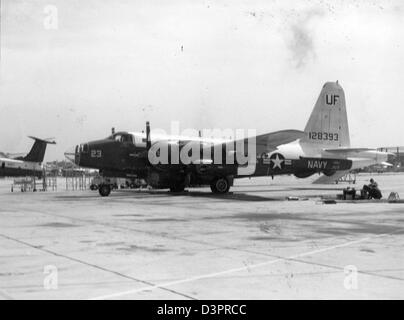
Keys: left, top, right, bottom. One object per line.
{"left": 0, "top": 0, "right": 403, "bottom": 161}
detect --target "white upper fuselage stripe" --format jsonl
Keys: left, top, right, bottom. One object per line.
{"left": 0, "top": 157, "right": 43, "bottom": 171}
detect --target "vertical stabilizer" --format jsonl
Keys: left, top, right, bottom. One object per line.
{"left": 301, "top": 81, "right": 350, "bottom": 148}
{"left": 21, "top": 137, "right": 56, "bottom": 163}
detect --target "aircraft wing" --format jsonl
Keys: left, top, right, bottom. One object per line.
{"left": 192, "top": 129, "right": 305, "bottom": 161}
{"left": 254, "top": 129, "right": 306, "bottom": 150}
{"left": 231, "top": 129, "right": 306, "bottom": 154}
{"left": 8, "top": 153, "right": 27, "bottom": 159}
{"left": 0, "top": 152, "right": 26, "bottom": 159}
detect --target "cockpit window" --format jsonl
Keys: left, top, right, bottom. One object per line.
{"left": 82, "top": 143, "right": 89, "bottom": 153}
{"left": 109, "top": 133, "right": 134, "bottom": 144}
{"left": 113, "top": 134, "right": 134, "bottom": 143}
{"left": 78, "top": 144, "right": 89, "bottom": 153}
{"left": 121, "top": 134, "right": 132, "bottom": 143}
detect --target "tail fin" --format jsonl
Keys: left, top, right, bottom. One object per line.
{"left": 301, "top": 81, "right": 350, "bottom": 148}
{"left": 22, "top": 136, "right": 56, "bottom": 163}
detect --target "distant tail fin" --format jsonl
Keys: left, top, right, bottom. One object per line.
{"left": 301, "top": 81, "right": 350, "bottom": 148}
{"left": 22, "top": 137, "right": 56, "bottom": 163}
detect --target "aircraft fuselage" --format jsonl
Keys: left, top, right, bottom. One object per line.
{"left": 0, "top": 158, "right": 43, "bottom": 178}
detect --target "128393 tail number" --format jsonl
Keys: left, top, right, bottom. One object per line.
{"left": 308, "top": 132, "right": 339, "bottom": 141}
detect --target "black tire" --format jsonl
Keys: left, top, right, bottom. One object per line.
{"left": 210, "top": 177, "right": 230, "bottom": 194}
{"left": 170, "top": 184, "right": 185, "bottom": 193}
{"left": 98, "top": 184, "right": 111, "bottom": 197}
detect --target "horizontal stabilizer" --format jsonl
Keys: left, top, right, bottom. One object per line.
{"left": 28, "top": 136, "right": 56, "bottom": 145}
{"left": 324, "top": 147, "right": 374, "bottom": 154}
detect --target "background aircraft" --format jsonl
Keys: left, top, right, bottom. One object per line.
{"left": 0, "top": 137, "right": 56, "bottom": 178}
{"left": 66, "top": 81, "right": 392, "bottom": 196}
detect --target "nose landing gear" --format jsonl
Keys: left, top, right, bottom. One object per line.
{"left": 98, "top": 184, "right": 111, "bottom": 197}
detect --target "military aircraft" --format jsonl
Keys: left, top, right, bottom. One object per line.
{"left": 66, "top": 81, "right": 392, "bottom": 196}
{"left": 0, "top": 136, "right": 56, "bottom": 178}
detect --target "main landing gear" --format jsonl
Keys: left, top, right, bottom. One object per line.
{"left": 169, "top": 184, "right": 185, "bottom": 193}
{"left": 210, "top": 177, "right": 231, "bottom": 194}
{"left": 97, "top": 177, "right": 231, "bottom": 196}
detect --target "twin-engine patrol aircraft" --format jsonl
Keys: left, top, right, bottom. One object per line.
{"left": 0, "top": 137, "right": 56, "bottom": 178}
{"left": 66, "top": 81, "right": 392, "bottom": 196}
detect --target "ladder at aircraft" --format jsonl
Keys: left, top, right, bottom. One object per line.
{"left": 336, "top": 172, "right": 356, "bottom": 184}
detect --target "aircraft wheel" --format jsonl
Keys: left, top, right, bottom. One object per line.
{"left": 170, "top": 184, "right": 185, "bottom": 193}
{"left": 210, "top": 177, "right": 230, "bottom": 194}
{"left": 98, "top": 184, "right": 111, "bottom": 197}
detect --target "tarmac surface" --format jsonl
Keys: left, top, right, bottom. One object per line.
{"left": 0, "top": 173, "right": 403, "bottom": 299}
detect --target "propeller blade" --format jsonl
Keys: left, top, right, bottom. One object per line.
{"left": 146, "top": 121, "right": 151, "bottom": 150}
